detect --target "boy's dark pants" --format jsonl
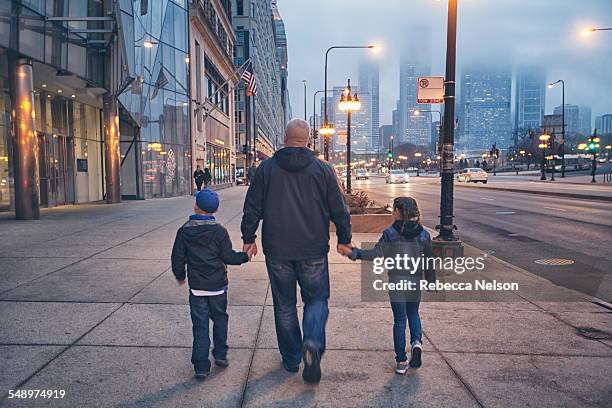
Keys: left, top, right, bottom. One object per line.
{"left": 189, "top": 292, "right": 228, "bottom": 372}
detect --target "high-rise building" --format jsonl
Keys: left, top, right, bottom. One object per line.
{"left": 398, "top": 28, "right": 431, "bottom": 147}
{"left": 272, "top": 0, "right": 291, "bottom": 130}
{"left": 595, "top": 114, "right": 612, "bottom": 136}
{"left": 380, "top": 125, "right": 393, "bottom": 153}
{"left": 190, "top": 0, "right": 237, "bottom": 188}
{"left": 392, "top": 104, "right": 400, "bottom": 143}
{"left": 0, "top": 0, "right": 191, "bottom": 219}
{"left": 358, "top": 58, "right": 380, "bottom": 152}
{"left": 514, "top": 65, "right": 546, "bottom": 144}
{"left": 578, "top": 105, "right": 592, "bottom": 137}
{"left": 553, "top": 104, "right": 580, "bottom": 135}
{"left": 233, "top": 0, "right": 283, "bottom": 170}
{"left": 459, "top": 67, "right": 512, "bottom": 149}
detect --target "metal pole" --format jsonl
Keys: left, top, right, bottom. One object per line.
{"left": 550, "top": 131, "right": 555, "bottom": 181}
{"left": 9, "top": 56, "right": 40, "bottom": 219}
{"left": 437, "top": 0, "right": 459, "bottom": 241}
{"left": 346, "top": 107, "right": 352, "bottom": 194}
{"left": 324, "top": 48, "right": 331, "bottom": 161}
{"left": 540, "top": 145, "right": 546, "bottom": 180}
{"left": 561, "top": 80, "right": 565, "bottom": 178}
{"left": 302, "top": 80, "right": 307, "bottom": 121}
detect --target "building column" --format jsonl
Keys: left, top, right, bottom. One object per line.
{"left": 9, "top": 56, "right": 40, "bottom": 220}
{"left": 103, "top": 95, "right": 121, "bottom": 203}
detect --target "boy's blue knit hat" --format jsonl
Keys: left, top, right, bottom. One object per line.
{"left": 196, "top": 189, "right": 219, "bottom": 213}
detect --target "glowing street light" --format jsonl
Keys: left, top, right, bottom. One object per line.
{"left": 338, "top": 79, "right": 361, "bottom": 194}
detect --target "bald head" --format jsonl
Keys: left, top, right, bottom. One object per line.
{"left": 284, "top": 119, "right": 311, "bottom": 147}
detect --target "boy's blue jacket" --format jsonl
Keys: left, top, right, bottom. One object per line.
{"left": 171, "top": 215, "right": 249, "bottom": 290}
{"left": 353, "top": 221, "right": 436, "bottom": 282}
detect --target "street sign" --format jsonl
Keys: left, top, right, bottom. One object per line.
{"left": 417, "top": 76, "right": 444, "bottom": 104}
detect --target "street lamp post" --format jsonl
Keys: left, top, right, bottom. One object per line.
{"left": 302, "top": 80, "right": 308, "bottom": 121}
{"left": 414, "top": 152, "right": 422, "bottom": 176}
{"left": 338, "top": 79, "right": 361, "bottom": 194}
{"left": 388, "top": 135, "right": 394, "bottom": 170}
{"left": 323, "top": 45, "right": 376, "bottom": 161}
{"left": 539, "top": 133, "right": 550, "bottom": 181}
{"left": 547, "top": 80, "right": 565, "bottom": 177}
{"left": 311, "top": 90, "right": 325, "bottom": 153}
{"left": 435, "top": 0, "right": 461, "bottom": 251}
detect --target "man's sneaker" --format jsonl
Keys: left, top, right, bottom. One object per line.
{"left": 282, "top": 361, "right": 299, "bottom": 373}
{"left": 302, "top": 342, "right": 321, "bottom": 383}
{"left": 194, "top": 370, "right": 209, "bottom": 380}
{"left": 395, "top": 360, "right": 409, "bottom": 375}
{"left": 409, "top": 342, "right": 422, "bottom": 368}
{"left": 214, "top": 358, "right": 229, "bottom": 368}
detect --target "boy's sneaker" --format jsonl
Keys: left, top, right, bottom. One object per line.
{"left": 395, "top": 360, "right": 409, "bottom": 375}
{"left": 409, "top": 342, "right": 422, "bottom": 368}
{"left": 302, "top": 342, "right": 321, "bottom": 383}
{"left": 214, "top": 358, "right": 229, "bottom": 368}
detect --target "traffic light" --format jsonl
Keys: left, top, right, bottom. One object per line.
{"left": 242, "top": 144, "right": 248, "bottom": 154}
{"left": 387, "top": 150, "right": 393, "bottom": 159}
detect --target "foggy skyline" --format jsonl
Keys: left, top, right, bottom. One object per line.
{"left": 279, "top": 0, "right": 612, "bottom": 128}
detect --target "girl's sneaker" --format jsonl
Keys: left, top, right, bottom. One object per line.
{"left": 409, "top": 342, "right": 422, "bottom": 368}
{"left": 395, "top": 360, "right": 408, "bottom": 374}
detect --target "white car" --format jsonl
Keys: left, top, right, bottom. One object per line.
{"left": 457, "top": 168, "right": 488, "bottom": 183}
{"left": 386, "top": 169, "right": 409, "bottom": 184}
{"left": 355, "top": 169, "right": 369, "bottom": 180}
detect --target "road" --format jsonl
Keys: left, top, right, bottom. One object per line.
{"left": 353, "top": 176, "right": 612, "bottom": 302}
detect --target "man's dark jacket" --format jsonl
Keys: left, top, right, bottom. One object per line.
{"left": 193, "top": 169, "right": 204, "bottom": 184}
{"left": 241, "top": 147, "right": 351, "bottom": 260}
{"left": 172, "top": 217, "right": 248, "bottom": 290}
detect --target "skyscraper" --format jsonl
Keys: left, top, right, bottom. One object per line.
{"left": 272, "top": 1, "right": 291, "bottom": 130}
{"left": 233, "top": 0, "right": 283, "bottom": 163}
{"left": 553, "top": 104, "right": 580, "bottom": 135}
{"left": 459, "top": 67, "right": 512, "bottom": 149}
{"left": 595, "top": 114, "right": 612, "bottom": 136}
{"left": 514, "top": 65, "right": 546, "bottom": 144}
{"left": 332, "top": 85, "right": 369, "bottom": 153}
{"left": 358, "top": 58, "right": 380, "bottom": 152}
{"left": 398, "top": 27, "right": 432, "bottom": 147}
{"left": 578, "top": 105, "right": 592, "bottom": 137}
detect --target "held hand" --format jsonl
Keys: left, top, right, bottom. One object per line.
{"left": 177, "top": 279, "right": 186, "bottom": 286}
{"left": 337, "top": 243, "right": 353, "bottom": 257}
{"left": 243, "top": 243, "right": 258, "bottom": 260}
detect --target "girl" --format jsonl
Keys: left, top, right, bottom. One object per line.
{"left": 343, "top": 197, "right": 435, "bottom": 374}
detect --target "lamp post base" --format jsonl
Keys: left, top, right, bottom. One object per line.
{"left": 432, "top": 237, "right": 464, "bottom": 259}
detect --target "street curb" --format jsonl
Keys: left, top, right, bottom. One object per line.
{"left": 455, "top": 183, "right": 612, "bottom": 202}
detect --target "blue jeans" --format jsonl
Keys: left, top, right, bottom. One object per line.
{"left": 388, "top": 275, "right": 422, "bottom": 362}
{"left": 189, "top": 292, "right": 228, "bottom": 372}
{"left": 265, "top": 256, "right": 330, "bottom": 367}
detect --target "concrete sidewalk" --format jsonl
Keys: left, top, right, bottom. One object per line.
{"left": 1, "top": 188, "right": 610, "bottom": 407}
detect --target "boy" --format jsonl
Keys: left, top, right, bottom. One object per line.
{"left": 171, "top": 189, "right": 250, "bottom": 379}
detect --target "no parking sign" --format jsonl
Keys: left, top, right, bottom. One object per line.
{"left": 417, "top": 76, "right": 444, "bottom": 104}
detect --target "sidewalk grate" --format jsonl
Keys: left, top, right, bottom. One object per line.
{"left": 534, "top": 258, "right": 575, "bottom": 266}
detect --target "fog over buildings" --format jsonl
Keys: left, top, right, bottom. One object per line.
{"left": 281, "top": 0, "right": 612, "bottom": 139}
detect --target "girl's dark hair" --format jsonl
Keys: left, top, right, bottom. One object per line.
{"left": 393, "top": 197, "right": 420, "bottom": 222}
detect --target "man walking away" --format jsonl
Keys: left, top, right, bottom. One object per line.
{"left": 193, "top": 166, "right": 205, "bottom": 192}
{"left": 203, "top": 167, "right": 212, "bottom": 188}
{"left": 241, "top": 118, "right": 352, "bottom": 383}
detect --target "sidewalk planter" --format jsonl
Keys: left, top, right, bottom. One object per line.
{"left": 335, "top": 211, "right": 394, "bottom": 233}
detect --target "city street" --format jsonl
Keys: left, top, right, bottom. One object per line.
{"left": 354, "top": 176, "right": 612, "bottom": 302}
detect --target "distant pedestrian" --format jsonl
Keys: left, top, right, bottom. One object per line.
{"left": 203, "top": 167, "right": 212, "bottom": 188}
{"left": 193, "top": 166, "right": 205, "bottom": 192}
{"left": 340, "top": 197, "right": 435, "bottom": 374}
{"left": 241, "top": 118, "right": 351, "bottom": 383}
{"left": 171, "top": 189, "right": 250, "bottom": 379}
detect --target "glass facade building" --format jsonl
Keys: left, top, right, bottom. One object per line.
{"left": 0, "top": 0, "right": 190, "bottom": 218}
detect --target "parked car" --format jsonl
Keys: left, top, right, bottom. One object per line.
{"left": 386, "top": 169, "right": 409, "bottom": 184}
{"left": 456, "top": 168, "right": 488, "bottom": 183}
{"left": 355, "top": 169, "right": 369, "bottom": 180}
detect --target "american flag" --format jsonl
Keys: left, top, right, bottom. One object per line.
{"left": 241, "top": 62, "right": 258, "bottom": 96}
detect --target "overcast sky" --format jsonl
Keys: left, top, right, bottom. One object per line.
{"left": 279, "top": 0, "right": 612, "bottom": 126}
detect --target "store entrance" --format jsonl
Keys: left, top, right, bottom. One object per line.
{"left": 37, "top": 132, "right": 75, "bottom": 207}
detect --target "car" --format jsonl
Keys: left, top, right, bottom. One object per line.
{"left": 386, "top": 169, "right": 409, "bottom": 184}
{"left": 457, "top": 168, "right": 488, "bottom": 183}
{"left": 355, "top": 169, "right": 369, "bottom": 180}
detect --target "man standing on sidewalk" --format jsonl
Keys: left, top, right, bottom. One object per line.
{"left": 240, "top": 118, "right": 352, "bottom": 383}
